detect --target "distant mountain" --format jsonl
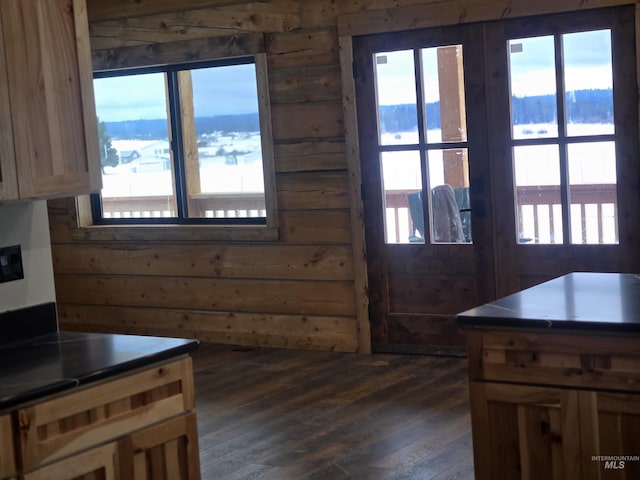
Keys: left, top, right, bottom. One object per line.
{"left": 379, "top": 89, "right": 614, "bottom": 133}
{"left": 104, "top": 113, "right": 260, "bottom": 140}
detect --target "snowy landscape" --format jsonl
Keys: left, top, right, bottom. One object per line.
{"left": 103, "top": 132, "right": 264, "bottom": 198}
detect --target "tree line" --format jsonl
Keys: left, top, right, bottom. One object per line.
{"left": 102, "top": 113, "right": 260, "bottom": 140}
{"left": 379, "top": 89, "right": 613, "bottom": 133}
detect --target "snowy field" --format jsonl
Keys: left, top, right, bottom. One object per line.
{"left": 103, "top": 132, "right": 264, "bottom": 198}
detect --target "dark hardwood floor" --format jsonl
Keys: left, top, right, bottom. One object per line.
{"left": 192, "top": 343, "right": 474, "bottom": 480}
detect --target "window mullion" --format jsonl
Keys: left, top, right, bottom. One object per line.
{"left": 167, "top": 70, "right": 189, "bottom": 218}
{"left": 413, "top": 49, "right": 432, "bottom": 243}
{"left": 555, "top": 34, "right": 571, "bottom": 245}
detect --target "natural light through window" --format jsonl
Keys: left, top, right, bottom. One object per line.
{"left": 92, "top": 58, "right": 268, "bottom": 224}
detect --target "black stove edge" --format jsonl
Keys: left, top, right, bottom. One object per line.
{"left": 0, "top": 302, "right": 57, "bottom": 348}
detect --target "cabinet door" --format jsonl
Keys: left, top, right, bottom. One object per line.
{"left": 17, "top": 357, "right": 194, "bottom": 471}
{"left": 470, "top": 382, "right": 583, "bottom": 480}
{"left": 0, "top": 414, "right": 16, "bottom": 479}
{"left": 23, "top": 442, "right": 118, "bottom": 480}
{"left": 471, "top": 383, "right": 640, "bottom": 480}
{"left": 0, "top": 13, "right": 17, "bottom": 202}
{"left": 119, "top": 413, "right": 201, "bottom": 480}
{"left": 584, "top": 391, "right": 640, "bottom": 480}
{"left": 0, "top": 0, "right": 100, "bottom": 200}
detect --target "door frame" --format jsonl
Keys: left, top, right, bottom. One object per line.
{"left": 338, "top": 0, "right": 640, "bottom": 353}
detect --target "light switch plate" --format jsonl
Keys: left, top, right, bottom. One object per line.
{"left": 0, "top": 244, "right": 24, "bottom": 283}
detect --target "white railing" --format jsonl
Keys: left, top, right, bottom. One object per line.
{"left": 385, "top": 184, "right": 618, "bottom": 244}
{"left": 101, "top": 193, "right": 266, "bottom": 219}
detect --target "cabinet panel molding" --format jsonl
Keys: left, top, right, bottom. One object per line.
{"left": 16, "top": 357, "right": 194, "bottom": 471}
{"left": 23, "top": 442, "right": 118, "bottom": 480}
{"left": 0, "top": 0, "right": 100, "bottom": 201}
{"left": 0, "top": 414, "right": 16, "bottom": 479}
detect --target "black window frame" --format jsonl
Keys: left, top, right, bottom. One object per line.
{"left": 90, "top": 56, "right": 267, "bottom": 226}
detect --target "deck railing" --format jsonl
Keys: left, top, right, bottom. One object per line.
{"left": 384, "top": 183, "right": 618, "bottom": 244}
{"left": 102, "top": 185, "right": 617, "bottom": 244}
{"left": 101, "top": 192, "right": 266, "bottom": 219}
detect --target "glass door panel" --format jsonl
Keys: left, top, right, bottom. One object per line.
{"left": 428, "top": 148, "right": 471, "bottom": 243}
{"left": 381, "top": 151, "right": 423, "bottom": 244}
{"left": 375, "top": 50, "right": 418, "bottom": 146}
{"left": 568, "top": 141, "right": 618, "bottom": 244}
{"left": 563, "top": 30, "right": 614, "bottom": 137}
{"left": 421, "top": 46, "right": 468, "bottom": 144}
{"left": 514, "top": 145, "right": 562, "bottom": 244}
{"left": 508, "top": 36, "right": 558, "bottom": 139}
{"left": 508, "top": 27, "right": 617, "bottom": 246}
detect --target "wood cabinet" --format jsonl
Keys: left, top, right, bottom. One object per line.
{"left": 23, "top": 415, "right": 201, "bottom": 480}
{"left": 0, "top": 414, "right": 16, "bottom": 480}
{"left": 23, "top": 442, "right": 119, "bottom": 480}
{"left": 465, "top": 328, "right": 640, "bottom": 480}
{"left": 119, "top": 413, "right": 200, "bottom": 480}
{"left": 4, "top": 356, "right": 200, "bottom": 479}
{"left": 0, "top": 0, "right": 100, "bottom": 202}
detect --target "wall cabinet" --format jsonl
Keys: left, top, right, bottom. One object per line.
{"left": 465, "top": 329, "right": 640, "bottom": 480}
{"left": 0, "top": 0, "right": 100, "bottom": 202}
{"left": 4, "top": 357, "right": 200, "bottom": 479}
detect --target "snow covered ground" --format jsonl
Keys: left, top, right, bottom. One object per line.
{"left": 103, "top": 133, "right": 264, "bottom": 197}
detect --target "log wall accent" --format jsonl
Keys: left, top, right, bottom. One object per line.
{"left": 50, "top": 0, "right": 640, "bottom": 353}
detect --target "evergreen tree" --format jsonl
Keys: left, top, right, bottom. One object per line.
{"left": 98, "top": 118, "right": 119, "bottom": 173}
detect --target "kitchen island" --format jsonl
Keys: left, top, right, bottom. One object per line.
{"left": 458, "top": 272, "right": 640, "bottom": 480}
{"left": 0, "top": 331, "right": 200, "bottom": 479}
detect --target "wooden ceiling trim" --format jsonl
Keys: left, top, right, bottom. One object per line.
{"left": 91, "top": 32, "right": 265, "bottom": 71}
{"left": 88, "top": 2, "right": 301, "bottom": 51}
{"left": 337, "top": 0, "right": 635, "bottom": 37}
{"left": 86, "top": 0, "right": 287, "bottom": 23}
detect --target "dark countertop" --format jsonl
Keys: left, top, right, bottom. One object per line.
{"left": 0, "top": 331, "right": 198, "bottom": 411}
{"left": 457, "top": 272, "right": 640, "bottom": 332}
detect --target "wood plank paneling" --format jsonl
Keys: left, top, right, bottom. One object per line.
{"left": 89, "top": 3, "right": 300, "bottom": 50}
{"left": 274, "top": 139, "right": 346, "bottom": 173}
{"left": 269, "top": 65, "right": 341, "bottom": 104}
{"left": 53, "top": 244, "right": 353, "bottom": 280}
{"left": 59, "top": 305, "right": 359, "bottom": 351}
{"left": 86, "top": 0, "right": 280, "bottom": 22}
{"left": 276, "top": 171, "right": 350, "bottom": 210}
{"left": 271, "top": 103, "right": 344, "bottom": 140}
{"left": 266, "top": 30, "right": 339, "bottom": 69}
{"left": 55, "top": 275, "right": 356, "bottom": 316}
{"left": 300, "top": 0, "right": 338, "bottom": 28}
{"left": 337, "top": 0, "right": 627, "bottom": 36}
{"left": 278, "top": 210, "right": 352, "bottom": 244}
{"left": 92, "top": 33, "right": 265, "bottom": 71}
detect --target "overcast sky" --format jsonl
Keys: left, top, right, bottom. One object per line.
{"left": 93, "top": 63, "right": 259, "bottom": 123}
{"left": 376, "top": 28, "right": 613, "bottom": 105}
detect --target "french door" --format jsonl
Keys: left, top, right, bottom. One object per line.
{"left": 353, "top": 6, "right": 640, "bottom": 352}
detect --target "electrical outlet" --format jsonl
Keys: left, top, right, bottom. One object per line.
{"left": 0, "top": 245, "right": 24, "bottom": 283}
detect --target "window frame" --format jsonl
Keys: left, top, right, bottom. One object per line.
{"left": 76, "top": 34, "right": 278, "bottom": 241}
{"left": 501, "top": 19, "right": 622, "bottom": 245}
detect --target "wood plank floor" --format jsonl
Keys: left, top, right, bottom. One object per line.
{"left": 192, "top": 343, "right": 474, "bottom": 479}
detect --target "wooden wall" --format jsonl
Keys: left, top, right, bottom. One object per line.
{"left": 49, "top": 0, "right": 639, "bottom": 353}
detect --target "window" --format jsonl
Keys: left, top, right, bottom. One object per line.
{"left": 508, "top": 30, "right": 618, "bottom": 244}
{"left": 91, "top": 55, "right": 275, "bottom": 226}
{"left": 372, "top": 46, "right": 472, "bottom": 245}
